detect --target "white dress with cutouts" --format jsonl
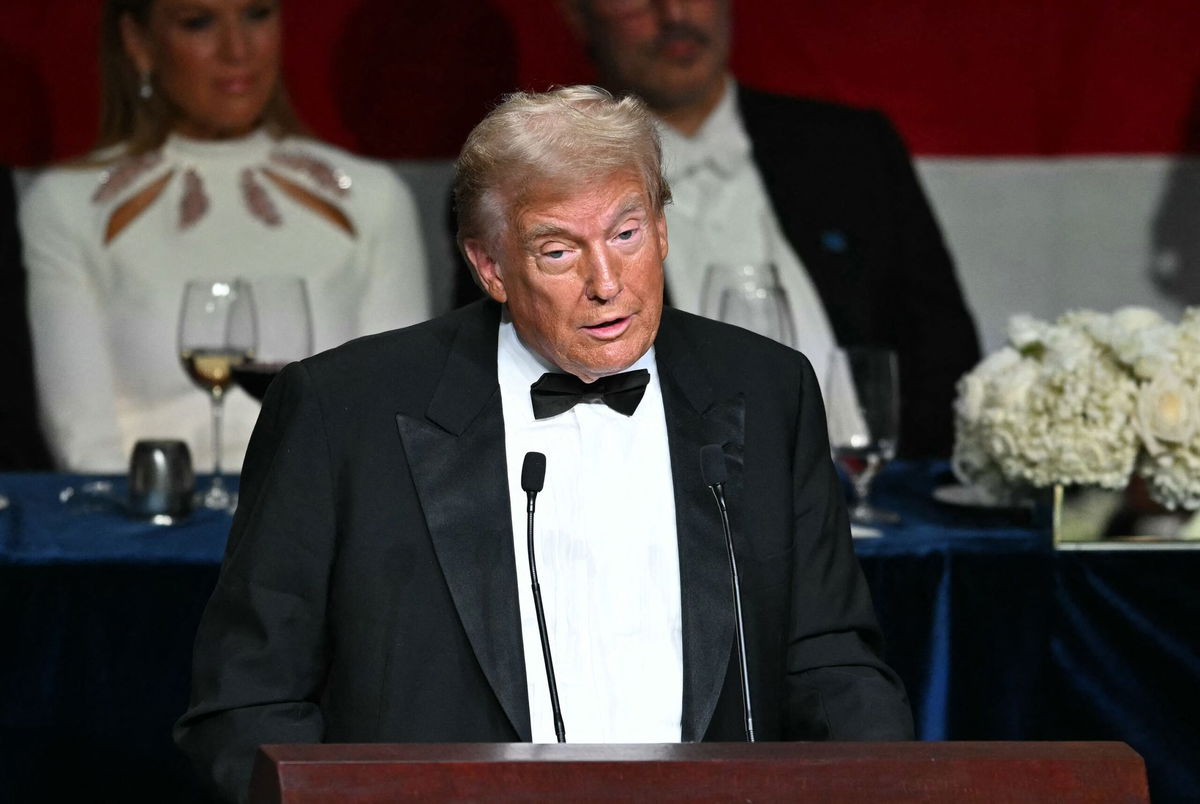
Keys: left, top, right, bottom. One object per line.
{"left": 21, "top": 130, "right": 431, "bottom": 472}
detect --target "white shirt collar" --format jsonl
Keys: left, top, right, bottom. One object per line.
{"left": 658, "top": 76, "right": 751, "bottom": 183}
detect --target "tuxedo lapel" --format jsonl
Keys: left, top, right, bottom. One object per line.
{"left": 655, "top": 311, "right": 745, "bottom": 741}
{"left": 394, "top": 302, "right": 532, "bottom": 741}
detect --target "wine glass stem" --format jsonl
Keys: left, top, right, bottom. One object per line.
{"left": 851, "top": 454, "right": 882, "bottom": 512}
{"left": 210, "top": 391, "right": 225, "bottom": 492}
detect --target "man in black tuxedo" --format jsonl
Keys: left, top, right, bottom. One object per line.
{"left": 545, "top": 0, "right": 982, "bottom": 458}
{"left": 177, "top": 86, "right": 911, "bottom": 803}
{"left": 1, "top": 165, "right": 51, "bottom": 470}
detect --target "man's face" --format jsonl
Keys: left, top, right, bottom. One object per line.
{"left": 465, "top": 170, "right": 667, "bottom": 383}
{"left": 571, "top": 0, "right": 730, "bottom": 114}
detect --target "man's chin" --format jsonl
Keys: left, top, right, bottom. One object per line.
{"left": 563, "top": 353, "right": 644, "bottom": 383}
{"left": 641, "top": 74, "right": 720, "bottom": 113}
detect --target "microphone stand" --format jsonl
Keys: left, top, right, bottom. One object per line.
{"left": 522, "top": 452, "right": 566, "bottom": 743}
{"left": 702, "top": 444, "right": 755, "bottom": 742}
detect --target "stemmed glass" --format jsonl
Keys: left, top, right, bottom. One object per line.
{"left": 229, "top": 277, "right": 314, "bottom": 401}
{"left": 825, "top": 347, "right": 901, "bottom": 525}
{"left": 701, "top": 262, "right": 796, "bottom": 347}
{"left": 178, "top": 279, "right": 256, "bottom": 510}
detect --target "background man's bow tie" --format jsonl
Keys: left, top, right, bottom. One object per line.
{"left": 530, "top": 369, "right": 650, "bottom": 419}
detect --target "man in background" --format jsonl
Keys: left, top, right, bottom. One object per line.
{"left": 558, "top": 0, "right": 981, "bottom": 457}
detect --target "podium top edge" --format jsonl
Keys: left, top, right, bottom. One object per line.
{"left": 258, "top": 741, "right": 1143, "bottom": 765}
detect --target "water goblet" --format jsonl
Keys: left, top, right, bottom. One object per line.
{"left": 701, "top": 262, "right": 796, "bottom": 347}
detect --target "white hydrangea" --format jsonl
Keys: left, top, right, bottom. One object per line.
{"left": 1080, "top": 305, "right": 1177, "bottom": 380}
{"left": 955, "top": 306, "right": 1200, "bottom": 510}
{"left": 954, "top": 310, "right": 1140, "bottom": 497}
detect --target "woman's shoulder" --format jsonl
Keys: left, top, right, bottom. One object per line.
{"left": 20, "top": 144, "right": 150, "bottom": 211}
{"left": 18, "top": 160, "right": 118, "bottom": 238}
{"left": 22, "top": 158, "right": 107, "bottom": 200}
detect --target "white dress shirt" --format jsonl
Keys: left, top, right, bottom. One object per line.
{"left": 658, "top": 77, "right": 840, "bottom": 395}
{"left": 497, "top": 316, "right": 682, "bottom": 743}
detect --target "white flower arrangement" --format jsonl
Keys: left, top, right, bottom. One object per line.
{"left": 953, "top": 306, "right": 1200, "bottom": 510}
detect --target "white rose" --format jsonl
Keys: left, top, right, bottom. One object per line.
{"left": 1135, "top": 372, "right": 1198, "bottom": 455}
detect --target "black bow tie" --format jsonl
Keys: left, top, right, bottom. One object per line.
{"left": 530, "top": 369, "right": 651, "bottom": 420}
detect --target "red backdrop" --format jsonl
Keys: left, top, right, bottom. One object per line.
{"left": 1, "top": 0, "right": 1197, "bottom": 166}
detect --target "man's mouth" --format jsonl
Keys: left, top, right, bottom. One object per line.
{"left": 583, "top": 316, "right": 632, "bottom": 339}
{"left": 655, "top": 25, "right": 709, "bottom": 62}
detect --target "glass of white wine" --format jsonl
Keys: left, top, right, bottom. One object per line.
{"left": 825, "top": 346, "right": 900, "bottom": 525}
{"left": 178, "top": 279, "right": 256, "bottom": 510}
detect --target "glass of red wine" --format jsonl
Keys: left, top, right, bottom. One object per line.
{"left": 178, "top": 279, "right": 256, "bottom": 510}
{"left": 825, "top": 346, "right": 901, "bottom": 526}
{"left": 229, "top": 277, "right": 313, "bottom": 402}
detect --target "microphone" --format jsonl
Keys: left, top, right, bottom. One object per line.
{"left": 521, "top": 451, "right": 566, "bottom": 743}
{"left": 700, "top": 444, "right": 755, "bottom": 742}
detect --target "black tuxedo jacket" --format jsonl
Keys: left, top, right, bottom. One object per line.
{"left": 176, "top": 300, "right": 912, "bottom": 803}
{"left": 737, "top": 86, "right": 980, "bottom": 458}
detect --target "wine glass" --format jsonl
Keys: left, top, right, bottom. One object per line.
{"left": 178, "top": 279, "right": 256, "bottom": 510}
{"left": 825, "top": 347, "right": 901, "bottom": 525}
{"left": 701, "top": 262, "right": 796, "bottom": 347}
{"left": 229, "top": 277, "right": 314, "bottom": 401}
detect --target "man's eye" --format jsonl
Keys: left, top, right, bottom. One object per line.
{"left": 180, "top": 14, "right": 213, "bottom": 30}
{"left": 544, "top": 250, "right": 566, "bottom": 259}
{"left": 245, "top": 2, "right": 277, "bottom": 22}
{"left": 616, "top": 228, "right": 638, "bottom": 241}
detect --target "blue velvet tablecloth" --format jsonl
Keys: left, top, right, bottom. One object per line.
{"left": 2, "top": 466, "right": 1197, "bottom": 802}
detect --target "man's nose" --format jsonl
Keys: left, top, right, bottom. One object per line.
{"left": 584, "top": 250, "right": 622, "bottom": 301}
{"left": 654, "top": 0, "right": 692, "bottom": 22}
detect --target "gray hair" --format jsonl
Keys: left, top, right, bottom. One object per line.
{"left": 454, "top": 85, "right": 671, "bottom": 257}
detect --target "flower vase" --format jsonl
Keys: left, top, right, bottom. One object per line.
{"left": 1048, "top": 483, "right": 1127, "bottom": 546}
{"left": 1048, "top": 476, "right": 1197, "bottom": 545}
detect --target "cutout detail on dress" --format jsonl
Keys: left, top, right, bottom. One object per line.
{"left": 241, "top": 168, "right": 282, "bottom": 227}
{"left": 262, "top": 167, "right": 356, "bottom": 237}
{"left": 104, "top": 169, "right": 176, "bottom": 244}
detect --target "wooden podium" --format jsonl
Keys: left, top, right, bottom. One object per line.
{"left": 248, "top": 742, "right": 1149, "bottom": 802}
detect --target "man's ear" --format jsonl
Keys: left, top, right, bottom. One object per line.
{"left": 654, "top": 211, "right": 669, "bottom": 262}
{"left": 463, "top": 238, "right": 508, "bottom": 303}
{"left": 119, "top": 12, "right": 155, "bottom": 76}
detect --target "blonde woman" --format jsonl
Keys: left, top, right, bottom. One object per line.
{"left": 22, "top": 0, "right": 431, "bottom": 472}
